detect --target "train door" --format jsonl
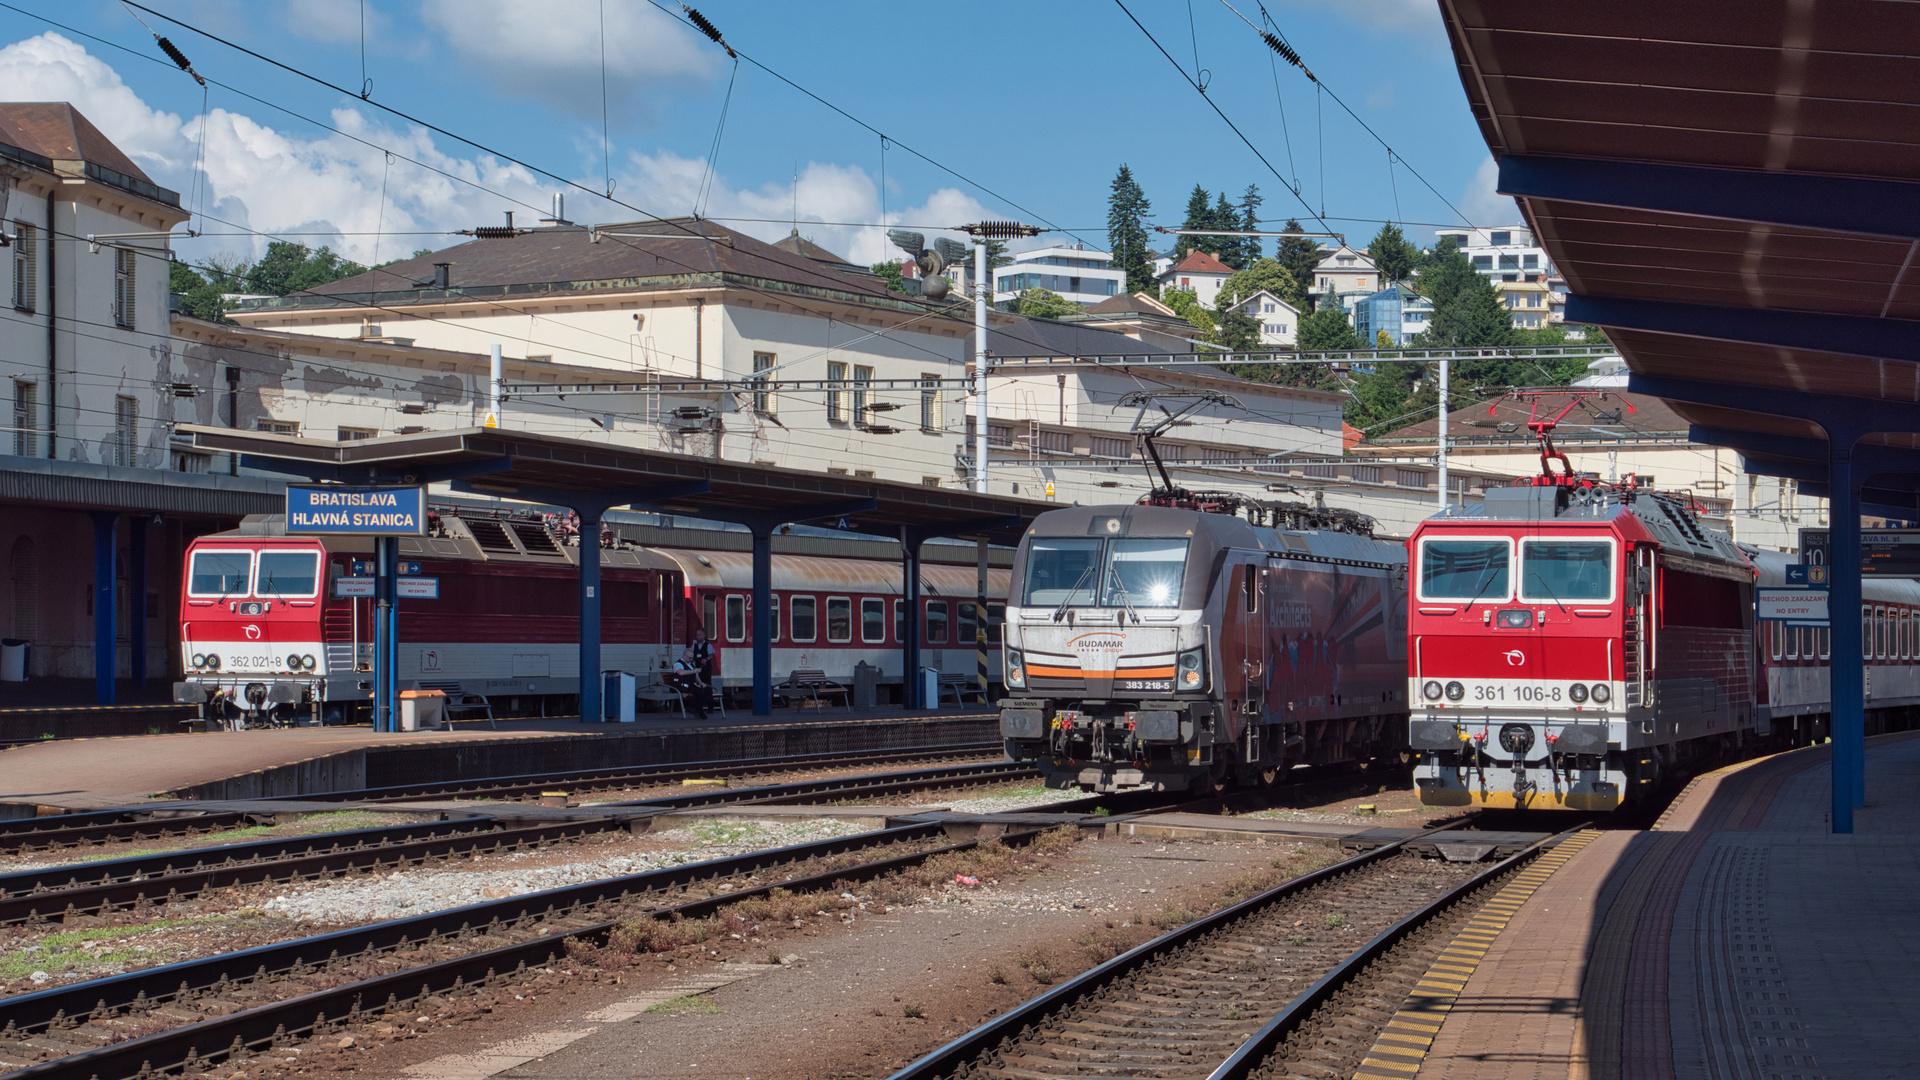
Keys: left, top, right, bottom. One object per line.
{"left": 1234, "top": 561, "right": 1266, "bottom": 764}
{"left": 1628, "top": 546, "right": 1655, "bottom": 708}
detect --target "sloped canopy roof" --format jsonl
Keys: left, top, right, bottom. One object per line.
{"left": 1442, "top": 0, "right": 1920, "bottom": 513}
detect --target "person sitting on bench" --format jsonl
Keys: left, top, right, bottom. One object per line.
{"left": 670, "top": 648, "right": 715, "bottom": 719}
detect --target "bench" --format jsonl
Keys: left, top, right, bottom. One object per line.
{"left": 634, "top": 679, "right": 686, "bottom": 716}
{"left": 937, "top": 672, "right": 988, "bottom": 707}
{"left": 776, "top": 669, "right": 850, "bottom": 712}
{"left": 414, "top": 681, "right": 496, "bottom": 729}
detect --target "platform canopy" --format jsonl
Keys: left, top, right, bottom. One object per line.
{"left": 180, "top": 424, "right": 1053, "bottom": 720}
{"left": 1441, "top": 1, "right": 1920, "bottom": 831}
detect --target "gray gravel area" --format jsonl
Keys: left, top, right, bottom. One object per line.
{"left": 258, "top": 818, "right": 866, "bottom": 924}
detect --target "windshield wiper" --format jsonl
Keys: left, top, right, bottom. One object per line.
{"left": 1052, "top": 563, "right": 1099, "bottom": 622}
{"left": 1526, "top": 571, "right": 1569, "bottom": 613}
{"left": 1105, "top": 563, "right": 1141, "bottom": 625}
{"left": 1463, "top": 565, "right": 1504, "bottom": 608}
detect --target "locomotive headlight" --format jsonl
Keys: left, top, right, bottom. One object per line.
{"left": 204, "top": 653, "right": 221, "bottom": 670}
{"left": 1495, "top": 608, "right": 1534, "bottom": 629}
{"left": 1590, "top": 683, "right": 1612, "bottom": 704}
{"left": 286, "top": 653, "right": 302, "bottom": 671}
{"left": 301, "top": 654, "right": 318, "bottom": 671}
{"left": 1444, "top": 680, "right": 1465, "bottom": 701}
{"left": 1003, "top": 649, "right": 1026, "bottom": 689}
{"left": 1569, "top": 682, "right": 1589, "bottom": 704}
{"left": 1422, "top": 680, "right": 1444, "bottom": 701}
{"left": 1177, "top": 648, "right": 1206, "bottom": 690}
{"left": 191, "top": 653, "right": 206, "bottom": 670}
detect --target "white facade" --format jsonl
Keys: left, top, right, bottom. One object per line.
{"left": 1155, "top": 251, "right": 1235, "bottom": 308}
{"left": 1433, "top": 225, "right": 1562, "bottom": 328}
{"left": 1226, "top": 290, "right": 1300, "bottom": 346}
{"left": 994, "top": 245, "right": 1124, "bottom": 306}
{"left": 1309, "top": 245, "right": 1381, "bottom": 306}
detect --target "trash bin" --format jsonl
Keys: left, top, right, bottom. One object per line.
{"left": 852, "top": 661, "right": 879, "bottom": 710}
{"left": 603, "top": 671, "right": 636, "bottom": 723}
{"left": 920, "top": 666, "right": 940, "bottom": 711}
{"left": 0, "top": 639, "right": 26, "bottom": 683}
{"left": 398, "top": 689, "right": 446, "bottom": 731}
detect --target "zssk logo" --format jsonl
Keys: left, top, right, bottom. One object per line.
{"left": 1503, "top": 649, "right": 1525, "bottom": 666}
{"left": 244, "top": 625, "right": 262, "bottom": 640}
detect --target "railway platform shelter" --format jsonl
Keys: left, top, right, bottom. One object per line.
{"left": 1445, "top": 0, "right": 1920, "bottom": 834}
{"left": 178, "top": 424, "right": 1047, "bottom": 724}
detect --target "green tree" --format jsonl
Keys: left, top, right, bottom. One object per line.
{"left": 1174, "top": 184, "right": 1213, "bottom": 260}
{"left": 1296, "top": 303, "right": 1361, "bottom": 351}
{"left": 1107, "top": 164, "right": 1155, "bottom": 295}
{"left": 1273, "top": 219, "right": 1321, "bottom": 310}
{"left": 1012, "top": 288, "right": 1079, "bottom": 319}
{"left": 870, "top": 260, "right": 909, "bottom": 294}
{"left": 1217, "top": 258, "right": 1296, "bottom": 310}
{"left": 1211, "top": 306, "right": 1262, "bottom": 351}
{"left": 1368, "top": 222, "right": 1417, "bottom": 284}
{"left": 243, "top": 242, "right": 369, "bottom": 297}
{"left": 169, "top": 253, "right": 249, "bottom": 323}
{"left": 1237, "top": 184, "right": 1264, "bottom": 263}
{"left": 1376, "top": 329, "right": 1394, "bottom": 349}
{"left": 1162, "top": 288, "right": 1216, "bottom": 337}
{"left": 1212, "top": 191, "right": 1244, "bottom": 268}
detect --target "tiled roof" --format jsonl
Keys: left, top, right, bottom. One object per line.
{"left": 0, "top": 102, "right": 151, "bottom": 180}
{"left": 1163, "top": 250, "right": 1235, "bottom": 276}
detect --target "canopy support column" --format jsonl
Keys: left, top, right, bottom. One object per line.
{"left": 1828, "top": 438, "right": 1865, "bottom": 831}
{"left": 129, "top": 517, "right": 148, "bottom": 687}
{"left": 579, "top": 505, "right": 604, "bottom": 724}
{"left": 751, "top": 522, "right": 774, "bottom": 716}
{"left": 89, "top": 512, "right": 117, "bottom": 705}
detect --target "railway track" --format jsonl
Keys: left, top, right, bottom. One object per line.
{"left": 889, "top": 822, "right": 1580, "bottom": 1080}
{"left": 0, "top": 818, "right": 1073, "bottom": 1080}
{"left": 0, "top": 811, "right": 252, "bottom": 856}
{"left": 0, "top": 758, "right": 1039, "bottom": 931}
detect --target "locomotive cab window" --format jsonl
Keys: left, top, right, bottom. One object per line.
{"left": 1417, "top": 538, "right": 1512, "bottom": 603}
{"left": 791, "top": 595, "right": 817, "bottom": 643}
{"left": 1519, "top": 539, "right": 1614, "bottom": 603}
{"left": 1023, "top": 538, "right": 1101, "bottom": 606}
{"left": 827, "top": 597, "right": 853, "bottom": 643}
{"left": 725, "top": 595, "right": 746, "bottom": 643}
{"left": 254, "top": 551, "right": 320, "bottom": 598}
{"left": 1106, "top": 539, "right": 1189, "bottom": 608}
{"left": 188, "top": 550, "right": 252, "bottom": 597}
{"left": 861, "top": 598, "right": 886, "bottom": 643}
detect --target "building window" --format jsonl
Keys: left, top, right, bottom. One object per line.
{"left": 113, "top": 247, "right": 138, "bottom": 329}
{"left": 751, "top": 351, "right": 776, "bottom": 414}
{"left": 1498, "top": 255, "right": 1519, "bottom": 270}
{"left": 1396, "top": 468, "right": 1429, "bottom": 488}
{"left": 861, "top": 598, "right": 886, "bottom": 643}
{"left": 925, "top": 600, "right": 948, "bottom": 644}
{"left": 1523, "top": 254, "right": 1539, "bottom": 268}
{"left": 113, "top": 396, "right": 137, "bottom": 466}
{"left": 1034, "top": 429, "right": 1071, "bottom": 454}
{"left": 725, "top": 594, "right": 746, "bottom": 642}
{"left": 337, "top": 427, "right": 376, "bottom": 441}
{"left": 256, "top": 419, "right": 299, "bottom": 435}
{"left": 1471, "top": 256, "right": 1493, "bottom": 270}
{"left": 851, "top": 365, "right": 873, "bottom": 425}
{"left": 11, "top": 381, "right": 34, "bottom": 458}
{"left": 919, "top": 374, "right": 941, "bottom": 431}
{"left": 987, "top": 422, "right": 1015, "bottom": 447}
{"left": 826, "top": 596, "right": 852, "bottom": 643}
{"left": 1350, "top": 465, "right": 1382, "bottom": 484}
{"left": 1490, "top": 231, "right": 1511, "bottom": 245}
{"left": 790, "top": 595, "right": 817, "bottom": 643}
{"left": 826, "top": 361, "right": 846, "bottom": 423}
{"left": 171, "top": 450, "right": 211, "bottom": 473}
{"left": 12, "top": 222, "right": 35, "bottom": 312}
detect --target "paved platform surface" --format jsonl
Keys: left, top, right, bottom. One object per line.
{"left": 0, "top": 707, "right": 995, "bottom": 811}
{"left": 1415, "top": 731, "right": 1920, "bottom": 1080}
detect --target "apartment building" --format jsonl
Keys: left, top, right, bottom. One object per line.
{"left": 1350, "top": 285, "right": 1435, "bottom": 347}
{"left": 1155, "top": 250, "right": 1235, "bottom": 307}
{"left": 1309, "top": 245, "right": 1382, "bottom": 311}
{"left": 993, "top": 244, "right": 1124, "bottom": 306}
{"left": 1432, "top": 225, "right": 1564, "bottom": 329}
{"left": 1225, "top": 290, "right": 1300, "bottom": 347}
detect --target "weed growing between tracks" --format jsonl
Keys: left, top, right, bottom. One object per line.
{"left": 568, "top": 827, "right": 1087, "bottom": 970}
{"left": 0, "top": 917, "right": 214, "bottom": 980}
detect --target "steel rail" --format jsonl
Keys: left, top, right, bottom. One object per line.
{"left": 1205, "top": 824, "right": 1589, "bottom": 1080}
{"left": 604, "top": 760, "right": 1036, "bottom": 810}
{"left": 2, "top": 820, "right": 1035, "bottom": 1080}
{"left": 0, "top": 819, "right": 610, "bottom": 927}
{"left": 274, "top": 741, "right": 1004, "bottom": 804}
{"left": 0, "top": 812, "right": 250, "bottom": 854}
{"left": 885, "top": 815, "right": 1481, "bottom": 1080}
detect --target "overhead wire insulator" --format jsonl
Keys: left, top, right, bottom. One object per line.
{"left": 965, "top": 220, "right": 1044, "bottom": 240}
{"left": 155, "top": 35, "right": 207, "bottom": 87}
{"left": 682, "top": 5, "right": 737, "bottom": 59}
{"left": 470, "top": 226, "right": 520, "bottom": 239}
{"left": 1260, "top": 31, "right": 1314, "bottom": 82}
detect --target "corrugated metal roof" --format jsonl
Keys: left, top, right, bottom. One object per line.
{"left": 0, "top": 460, "right": 283, "bottom": 518}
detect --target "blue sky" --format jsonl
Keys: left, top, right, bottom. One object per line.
{"left": 0, "top": 0, "right": 1517, "bottom": 271}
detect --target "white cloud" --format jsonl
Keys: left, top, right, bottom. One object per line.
{"left": 1277, "top": 0, "right": 1441, "bottom": 34}
{"left": 0, "top": 31, "right": 985, "bottom": 277}
{"left": 419, "top": 0, "right": 715, "bottom": 118}
{"left": 1459, "top": 154, "right": 1521, "bottom": 229}
{"left": 279, "top": 0, "right": 381, "bottom": 44}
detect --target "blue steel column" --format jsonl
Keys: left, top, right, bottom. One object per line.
{"left": 579, "top": 505, "right": 604, "bottom": 723}
{"left": 1829, "top": 439, "right": 1863, "bottom": 832}
{"left": 902, "top": 532, "right": 925, "bottom": 709}
{"left": 89, "top": 512, "right": 118, "bottom": 705}
{"left": 751, "top": 523, "right": 774, "bottom": 716}
{"left": 386, "top": 537, "right": 400, "bottom": 731}
{"left": 375, "top": 536, "right": 394, "bottom": 732}
{"left": 129, "top": 518, "right": 147, "bottom": 686}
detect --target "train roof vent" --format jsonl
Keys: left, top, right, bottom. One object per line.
{"left": 464, "top": 518, "right": 522, "bottom": 556}
{"left": 509, "top": 521, "right": 565, "bottom": 557}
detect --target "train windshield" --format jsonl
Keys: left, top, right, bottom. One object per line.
{"left": 1520, "top": 540, "right": 1613, "bottom": 603}
{"left": 1419, "top": 539, "right": 1510, "bottom": 602}
{"left": 255, "top": 551, "right": 321, "bottom": 597}
{"left": 1105, "top": 539, "right": 1189, "bottom": 608}
{"left": 188, "top": 550, "right": 252, "bottom": 596}
{"left": 1024, "top": 539, "right": 1102, "bottom": 606}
